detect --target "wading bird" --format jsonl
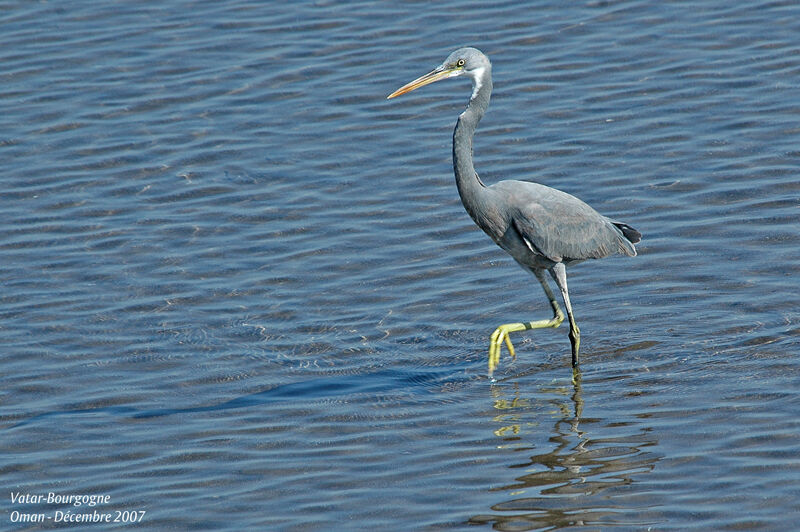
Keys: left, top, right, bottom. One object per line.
{"left": 387, "top": 47, "right": 641, "bottom": 377}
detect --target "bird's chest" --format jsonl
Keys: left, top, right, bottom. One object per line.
{"left": 474, "top": 210, "right": 554, "bottom": 270}
{"left": 496, "top": 229, "right": 553, "bottom": 270}
{"left": 462, "top": 200, "right": 505, "bottom": 243}
{"left": 468, "top": 208, "right": 534, "bottom": 263}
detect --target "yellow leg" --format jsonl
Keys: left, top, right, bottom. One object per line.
{"left": 488, "top": 313, "right": 563, "bottom": 377}
{"left": 551, "top": 263, "right": 580, "bottom": 368}
{"left": 487, "top": 268, "right": 568, "bottom": 378}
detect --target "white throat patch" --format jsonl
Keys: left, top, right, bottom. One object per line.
{"left": 469, "top": 66, "right": 486, "bottom": 100}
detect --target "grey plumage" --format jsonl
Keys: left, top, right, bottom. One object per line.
{"left": 388, "top": 47, "right": 641, "bottom": 376}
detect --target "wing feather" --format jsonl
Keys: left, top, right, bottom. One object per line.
{"left": 493, "top": 180, "right": 636, "bottom": 262}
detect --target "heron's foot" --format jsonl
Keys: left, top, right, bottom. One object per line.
{"left": 487, "top": 315, "right": 564, "bottom": 377}
{"left": 489, "top": 324, "right": 518, "bottom": 377}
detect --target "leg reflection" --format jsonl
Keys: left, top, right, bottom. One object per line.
{"left": 478, "top": 373, "right": 660, "bottom": 529}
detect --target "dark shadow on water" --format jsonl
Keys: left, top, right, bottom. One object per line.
{"left": 8, "top": 366, "right": 469, "bottom": 428}
{"left": 470, "top": 372, "right": 662, "bottom": 530}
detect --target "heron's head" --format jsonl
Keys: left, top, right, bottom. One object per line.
{"left": 387, "top": 47, "right": 491, "bottom": 99}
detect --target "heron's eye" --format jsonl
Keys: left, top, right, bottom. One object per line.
{"left": 457, "top": 59, "right": 465, "bottom": 67}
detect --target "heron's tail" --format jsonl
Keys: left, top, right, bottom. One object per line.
{"left": 613, "top": 222, "right": 641, "bottom": 244}
{"left": 611, "top": 222, "right": 641, "bottom": 257}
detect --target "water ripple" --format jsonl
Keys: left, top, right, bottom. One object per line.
{"left": 2, "top": 0, "right": 799, "bottom": 530}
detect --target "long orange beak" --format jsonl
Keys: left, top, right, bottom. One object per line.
{"left": 386, "top": 66, "right": 458, "bottom": 99}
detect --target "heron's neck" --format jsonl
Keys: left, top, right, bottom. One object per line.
{"left": 453, "top": 72, "right": 492, "bottom": 214}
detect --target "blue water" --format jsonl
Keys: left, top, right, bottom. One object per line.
{"left": 2, "top": 1, "right": 799, "bottom": 530}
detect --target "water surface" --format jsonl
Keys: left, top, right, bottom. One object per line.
{"left": 2, "top": 1, "right": 799, "bottom": 530}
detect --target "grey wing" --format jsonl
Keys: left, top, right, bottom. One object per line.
{"left": 497, "top": 181, "right": 636, "bottom": 262}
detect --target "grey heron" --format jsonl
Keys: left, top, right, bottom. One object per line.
{"left": 387, "top": 47, "right": 641, "bottom": 377}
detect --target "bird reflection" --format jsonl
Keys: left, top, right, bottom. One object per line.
{"left": 475, "top": 375, "right": 660, "bottom": 530}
